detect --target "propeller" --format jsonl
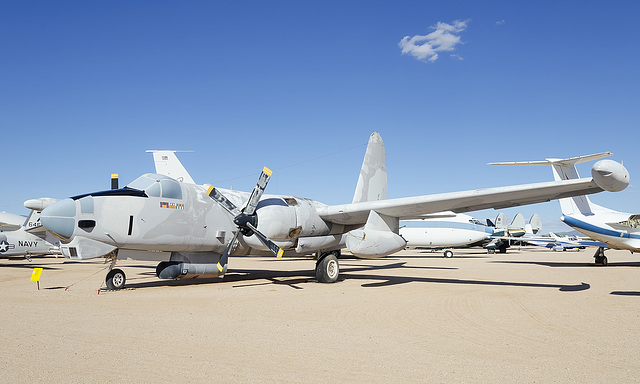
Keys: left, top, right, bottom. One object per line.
{"left": 111, "top": 174, "right": 119, "bottom": 190}
{"left": 207, "top": 167, "right": 284, "bottom": 273}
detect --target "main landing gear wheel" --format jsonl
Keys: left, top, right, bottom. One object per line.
{"left": 594, "top": 247, "right": 608, "bottom": 266}
{"left": 443, "top": 250, "right": 454, "bottom": 258}
{"left": 316, "top": 253, "right": 339, "bottom": 283}
{"left": 595, "top": 255, "right": 608, "bottom": 266}
{"left": 106, "top": 268, "right": 126, "bottom": 290}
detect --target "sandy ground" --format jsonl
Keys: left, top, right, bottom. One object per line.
{"left": 1, "top": 247, "right": 640, "bottom": 383}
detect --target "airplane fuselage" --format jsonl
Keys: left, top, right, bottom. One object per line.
{"left": 562, "top": 212, "right": 640, "bottom": 252}
{"left": 400, "top": 216, "right": 493, "bottom": 248}
{"left": 41, "top": 173, "right": 352, "bottom": 260}
{"left": 0, "top": 230, "right": 54, "bottom": 257}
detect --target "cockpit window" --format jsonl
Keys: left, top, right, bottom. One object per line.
{"left": 146, "top": 182, "right": 161, "bottom": 197}
{"left": 126, "top": 173, "right": 182, "bottom": 200}
{"left": 126, "top": 174, "right": 158, "bottom": 191}
{"left": 161, "top": 179, "right": 182, "bottom": 199}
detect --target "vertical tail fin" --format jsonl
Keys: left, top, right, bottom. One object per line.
{"left": 146, "top": 150, "right": 195, "bottom": 184}
{"left": 529, "top": 214, "right": 542, "bottom": 234}
{"left": 494, "top": 212, "right": 507, "bottom": 230}
{"left": 23, "top": 210, "right": 42, "bottom": 230}
{"left": 508, "top": 212, "right": 525, "bottom": 231}
{"left": 352, "top": 132, "right": 388, "bottom": 203}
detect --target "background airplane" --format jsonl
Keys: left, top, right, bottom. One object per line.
{"left": 0, "top": 198, "right": 60, "bottom": 259}
{"left": 400, "top": 212, "right": 534, "bottom": 257}
{"left": 492, "top": 153, "right": 634, "bottom": 265}
{"left": 40, "top": 133, "right": 629, "bottom": 289}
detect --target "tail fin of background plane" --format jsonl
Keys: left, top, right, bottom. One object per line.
{"left": 147, "top": 150, "right": 195, "bottom": 184}
{"left": 23, "top": 210, "right": 42, "bottom": 230}
{"left": 490, "top": 153, "right": 614, "bottom": 217}
{"left": 529, "top": 214, "right": 542, "bottom": 234}
{"left": 352, "top": 132, "right": 388, "bottom": 204}
{"left": 494, "top": 212, "right": 507, "bottom": 230}
{"left": 509, "top": 212, "right": 525, "bottom": 231}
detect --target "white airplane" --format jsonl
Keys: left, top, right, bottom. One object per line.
{"left": 521, "top": 231, "right": 608, "bottom": 251}
{"left": 39, "top": 133, "right": 629, "bottom": 289}
{"left": 400, "top": 212, "right": 493, "bottom": 257}
{"left": 400, "top": 212, "right": 530, "bottom": 257}
{"left": 491, "top": 152, "right": 634, "bottom": 265}
{"left": 0, "top": 198, "right": 60, "bottom": 259}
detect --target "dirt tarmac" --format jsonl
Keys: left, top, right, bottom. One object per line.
{"left": 1, "top": 247, "right": 639, "bottom": 383}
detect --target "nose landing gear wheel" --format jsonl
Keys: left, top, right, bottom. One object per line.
{"left": 106, "top": 268, "right": 126, "bottom": 290}
{"left": 316, "top": 253, "right": 339, "bottom": 283}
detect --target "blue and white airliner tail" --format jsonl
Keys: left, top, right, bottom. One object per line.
{"left": 491, "top": 153, "right": 634, "bottom": 265}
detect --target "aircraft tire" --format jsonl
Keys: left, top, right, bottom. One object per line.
{"left": 316, "top": 253, "right": 339, "bottom": 283}
{"left": 106, "top": 268, "right": 126, "bottom": 290}
{"left": 443, "top": 250, "right": 454, "bottom": 258}
{"left": 594, "top": 255, "right": 608, "bottom": 266}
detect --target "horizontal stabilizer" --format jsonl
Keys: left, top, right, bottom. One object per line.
{"left": 489, "top": 152, "right": 613, "bottom": 167}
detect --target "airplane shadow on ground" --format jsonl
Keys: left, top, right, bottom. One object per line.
{"left": 492, "top": 260, "right": 640, "bottom": 268}
{"left": 112, "top": 261, "right": 589, "bottom": 293}
{"left": 610, "top": 291, "right": 640, "bottom": 296}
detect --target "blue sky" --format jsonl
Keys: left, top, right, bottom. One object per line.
{"left": 2, "top": 1, "right": 639, "bottom": 233}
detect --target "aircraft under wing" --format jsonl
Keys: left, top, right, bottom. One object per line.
{"left": 318, "top": 178, "right": 604, "bottom": 226}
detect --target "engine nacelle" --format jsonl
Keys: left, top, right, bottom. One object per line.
{"left": 345, "top": 229, "right": 406, "bottom": 258}
{"left": 256, "top": 203, "right": 297, "bottom": 241}
{"left": 592, "top": 159, "right": 629, "bottom": 192}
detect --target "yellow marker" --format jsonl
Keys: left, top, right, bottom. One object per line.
{"left": 263, "top": 167, "right": 273, "bottom": 176}
{"left": 277, "top": 248, "right": 284, "bottom": 259}
{"left": 30, "top": 268, "right": 43, "bottom": 281}
{"left": 216, "top": 262, "right": 224, "bottom": 272}
{"left": 206, "top": 185, "right": 214, "bottom": 195}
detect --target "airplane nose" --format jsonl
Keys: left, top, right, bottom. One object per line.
{"left": 41, "top": 198, "right": 77, "bottom": 240}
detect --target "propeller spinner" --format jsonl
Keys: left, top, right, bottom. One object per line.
{"left": 207, "top": 167, "right": 284, "bottom": 272}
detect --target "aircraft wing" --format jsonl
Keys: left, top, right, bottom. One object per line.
{"left": 318, "top": 178, "right": 604, "bottom": 225}
{"left": 0, "top": 212, "right": 26, "bottom": 231}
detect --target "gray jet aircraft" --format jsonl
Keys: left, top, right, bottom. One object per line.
{"left": 39, "top": 132, "right": 629, "bottom": 289}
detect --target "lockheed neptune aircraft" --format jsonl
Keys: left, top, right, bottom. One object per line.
{"left": 492, "top": 153, "right": 635, "bottom": 265}
{"left": 40, "top": 133, "right": 629, "bottom": 289}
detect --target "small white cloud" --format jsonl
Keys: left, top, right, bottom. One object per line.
{"left": 399, "top": 19, "right": 469, "bottom": 62}
{"left": 450, "top": 53, "right": 464, "bottom": 61}
{"left": 496, "top": 19, "right": 505, "bottom": 25}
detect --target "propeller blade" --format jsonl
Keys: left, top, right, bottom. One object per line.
{"left": 246, "top": 222, "right": 284, "bottom": 259}
{"left": 243, "top": 167, "right": 272, "bottom": 216}
{"left": 111, "top": 174, "right": 119, "bottom": 190}
{"left": 217, "top": 230, "right": 240, "bottom": 273}
{"left": 207, "top": 186, "right": 241, "bottom": 217}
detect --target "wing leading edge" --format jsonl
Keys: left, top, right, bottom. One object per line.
{"left": 318, "top": 177, "right": 604, "bottom": 226}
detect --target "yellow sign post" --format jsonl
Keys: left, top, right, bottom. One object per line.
{"left": 30, "top": 268, "right": 43, "bottom": 290}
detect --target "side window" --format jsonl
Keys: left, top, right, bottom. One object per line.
{"left": 79, "top": 196, "right": 94, "bottom": 214}
{"left": 160, "top": 179, "right": 182, "bottom": 199}
{"left": 146, "top": 182, "right": 161, "bottom": 197}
